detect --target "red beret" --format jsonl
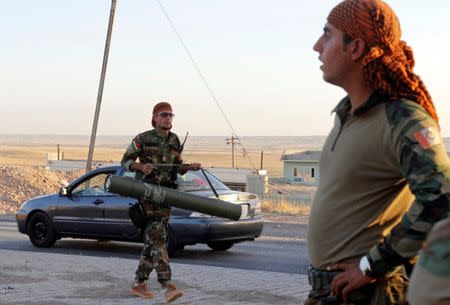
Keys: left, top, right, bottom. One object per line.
{"left": 152, "top": 102, "right": 172, "bottom": 127}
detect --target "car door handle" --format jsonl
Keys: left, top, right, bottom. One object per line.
{"left": 92, "top": 199, "right": 104, "bottom": 205}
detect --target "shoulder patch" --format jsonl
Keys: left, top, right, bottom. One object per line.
{"left": 132, "top": 139, "right": 141, "bottom": 151}
{"left": 414, "top": 127, "right": 442, "bottom": 149}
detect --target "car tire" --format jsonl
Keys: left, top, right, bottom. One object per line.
{"left": 27, "top": 212, "right": 57, "bottom": 248}
{"left": 206, "top": 241, "right": 234, "bottom": 251}
{"left": 166, "top": 226, "right": 177, "bottom": 258}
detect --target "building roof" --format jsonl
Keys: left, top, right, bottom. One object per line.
{"left": 281, "top": 150, "right": 321, "bottom": 161}
{"left": 206, "top": 167, "right": 257, "bottom": 184}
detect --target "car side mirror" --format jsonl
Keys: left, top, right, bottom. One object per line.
{"left": 59, "top": 187, "right": 69, "bottom": 196}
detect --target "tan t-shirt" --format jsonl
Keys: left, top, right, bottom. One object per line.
{"left": 308, "top": 94, "right": 449, "bottom": 269}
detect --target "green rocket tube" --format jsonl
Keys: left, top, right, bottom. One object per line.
{"left": 105, "top": 175, "right": 242, "bottom": 221}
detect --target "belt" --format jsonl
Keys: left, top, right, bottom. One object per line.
{"left": 308, "top": 266, "right": 341, "bottom": 291}
{"left": 307, "top": 266, "right": 380, "bottom": 305}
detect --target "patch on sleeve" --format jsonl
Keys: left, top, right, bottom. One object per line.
{"left": 414, "top": 127, "right": 442, "bottom": 149}
{"left": 132, "top": 139, "right": 141, "bottom": 151}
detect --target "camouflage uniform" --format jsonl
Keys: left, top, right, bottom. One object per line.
{"left": 407, "top": 218, "right": 450, "bottom": 305}
{"left": 366, "top": 97, "right": 450, "bottom": 278}
{"left": 306, "top": 93, "right": 450, "bottom": 305}
{"left": 121, "top": 128, "right": 183, "bottom": 287}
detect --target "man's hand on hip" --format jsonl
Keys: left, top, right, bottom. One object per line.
{"left": 328, "top": 262, "right": 378, "bottom": 302}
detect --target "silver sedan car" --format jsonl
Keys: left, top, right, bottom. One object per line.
{"left": 15, "top": 166, "right": 264, "bottom": 256}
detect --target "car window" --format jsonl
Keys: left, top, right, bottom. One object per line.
{"left": 121, "top": 169, "right": 229, "bottom": 192}
{"left": 178, "top": 171, "right": 229, "bottom": 192}
{"left": 72, "top": 173, "right": 113, "bottom": 197}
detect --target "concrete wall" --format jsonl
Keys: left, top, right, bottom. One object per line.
{"left": 246, "top": 173, "right": 269, "bottom": 194}
{"left": 283, "top": 161, "right": 319, "bottom": 186}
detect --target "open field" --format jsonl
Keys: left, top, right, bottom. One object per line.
{"left": 0, "top": 145, "right": 286, "bottom": 176}
{"left": 2, "top": 134, "right": 448, "bottom": 176}
{"left": 0, "top": 135, "right": 331, "bottom": 177}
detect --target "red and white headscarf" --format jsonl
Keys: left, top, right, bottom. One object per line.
{"left": 328, "top": 0, "right": 438, "bottom": 123}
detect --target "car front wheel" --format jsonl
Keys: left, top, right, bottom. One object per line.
{"left": 206, "top": 241, "right": 234, "bottom": 251}
{"left": 27, "top": 212, "right": 57, "bottom": 248}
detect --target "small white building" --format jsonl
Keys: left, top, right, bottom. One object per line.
{"left": 281, "top": 150, "right": 321, "bottom": 185}
{"left": 207, "top": 167, "right": 268, "bottom": 194}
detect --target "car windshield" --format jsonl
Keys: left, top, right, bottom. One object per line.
{"left": 121, "top": 169, "right": 229, "bottom": 192}
{"left": 177, "top": 170, "right": 229, "bottom": 192}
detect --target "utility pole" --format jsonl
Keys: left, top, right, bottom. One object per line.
{"left": 226, "top": 135, "right": 238, "bottom": 168}
{"left": 86, "top": 0, "right": 117, "bottom": 173}
{"left": 57, "top": 144, "right": 61, "bottom": 160}
{"left": 260, "top": 149, "right": 264, "bottom": 170}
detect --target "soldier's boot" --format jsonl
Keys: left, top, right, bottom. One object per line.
{"left": 164, "top": 282, "right": 183, "bottom": 303}
{"left": 130, "top": 282, "right": 155, "bottom": 299}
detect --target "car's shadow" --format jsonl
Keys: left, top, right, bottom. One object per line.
{"left": 0, "top": 238, "right": 290, "bottom": 273}
{"left": 0, "top": 238, "right": 244, "bottom": 262}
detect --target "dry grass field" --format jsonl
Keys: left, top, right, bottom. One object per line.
{"left": 261, "top": 197, "right": 310, "bottom": 215}
{"left": 0, "top": 146, "right": 285, "bottom": 176}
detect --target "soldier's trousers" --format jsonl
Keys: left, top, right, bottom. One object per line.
{"left": 304, "top": 267, "right": 409, "bottom": 305}
{"left": 135, "top": 218, "right": 172, "bottom": 287}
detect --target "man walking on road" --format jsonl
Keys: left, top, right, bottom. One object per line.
{"left": 306, "top": 0, "right": 450, "bottom": 304}
{"left": 121, "top": 102, "right": 201, "bottom": 303}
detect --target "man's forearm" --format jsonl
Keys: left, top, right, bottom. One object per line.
{"left": 178, "top": 164, "right": 190, "bottom": 175}
{"left": 129, "top": 162, "right": 144, "bottom": 173}
{"left": 366, "top": 193, "right": 449, "bottom": 278}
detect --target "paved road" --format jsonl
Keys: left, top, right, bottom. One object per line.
{"left": 0, "top": 218, "right": 310, "bottom": 275}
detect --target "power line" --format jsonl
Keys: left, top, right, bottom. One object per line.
{"left": 155, "top": 0, "right": 261, "bottom": 172}
{"left": 155, "top": 0, "right": 236, "bottom": 135}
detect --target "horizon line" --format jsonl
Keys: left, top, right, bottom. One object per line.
{"left": 0, "top": 133, "right": 330, "bottom": 138}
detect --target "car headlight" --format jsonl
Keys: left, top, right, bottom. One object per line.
{"left": 250, "top": 198, "right": 262, "bottom": 215}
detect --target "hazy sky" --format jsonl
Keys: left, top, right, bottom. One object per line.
{"left": 1, "top": 0, "right": 449, "bottom": 137}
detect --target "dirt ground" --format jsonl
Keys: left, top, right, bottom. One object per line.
{"left": 0, "top": 166, "right": 84, "bottom": 214}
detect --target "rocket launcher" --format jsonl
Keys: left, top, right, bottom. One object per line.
{"left": 105, "top": 175, "right": 242, "bottom": 221}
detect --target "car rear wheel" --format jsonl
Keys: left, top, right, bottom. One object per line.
{"left": 166, "top": 226, "right": 177, "bottom": 258}
{"left": 206, "top": 241, "right": 234, "bottom": 251}
{"left": 27, "top": 212, "right": 57, "bottom": 248}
